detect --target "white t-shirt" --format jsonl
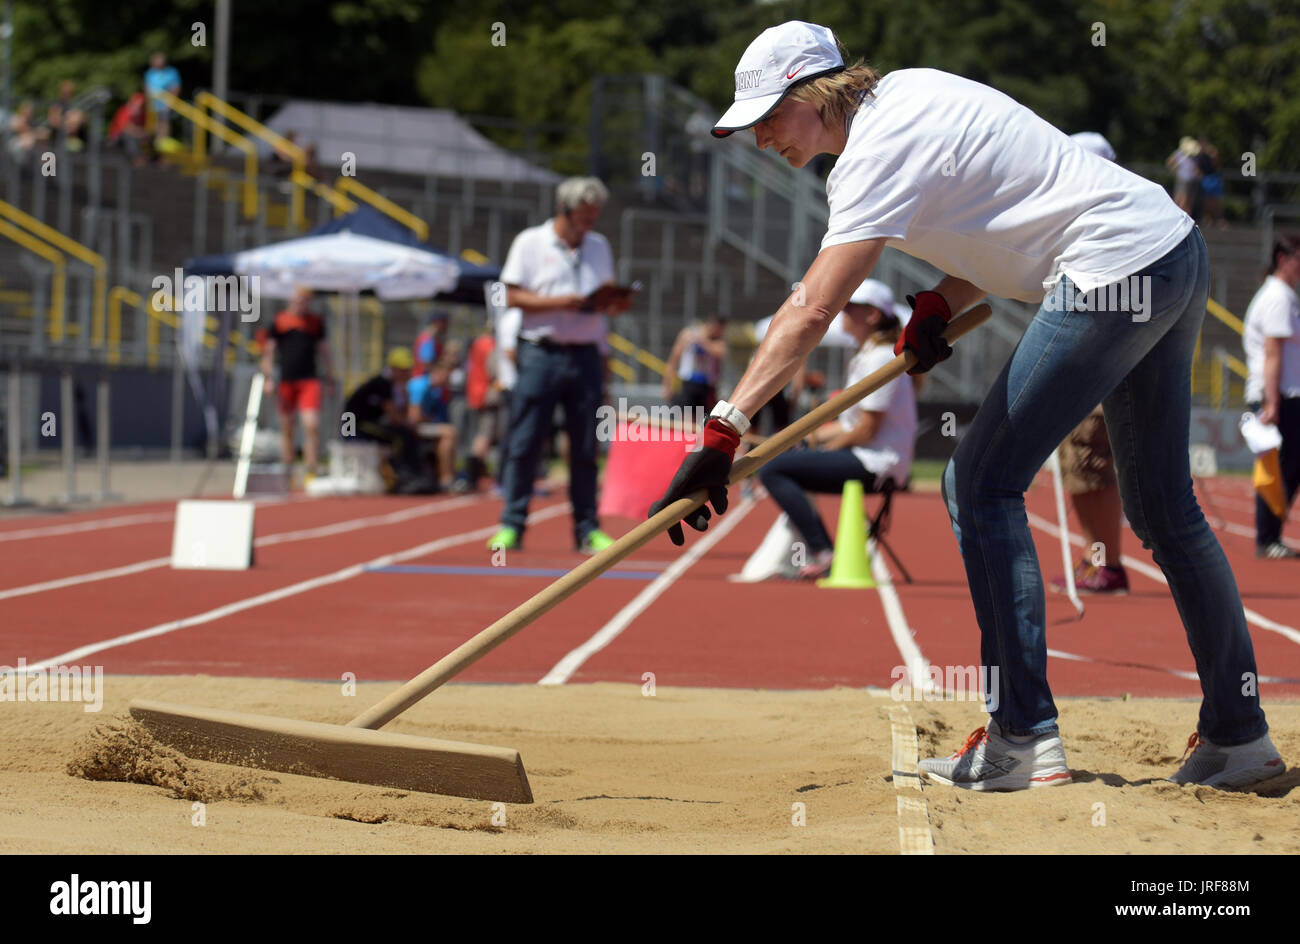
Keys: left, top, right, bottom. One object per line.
{"left": 1243, "top": 275, "right": 1300, "bottom": 403}
{"left": 839, "top": 340, "right": 917, "bottom": 485}
{"left": 821, "top": 69, "right": 1194, "bottom": 303}
{"left": 499, "top": 219, "right": 615, "bottom": 345}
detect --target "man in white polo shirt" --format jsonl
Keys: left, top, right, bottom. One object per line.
{"left": 1243, "top": 234, "right": 1300, "bottom": 558}
{"left": 650, "top": 20, "right": 1283, "bottom": 791}
{"left": 488, "top": 176, "right": 630, "bottom": 554}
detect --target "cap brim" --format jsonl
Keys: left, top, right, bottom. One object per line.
{"left": 711, "top": 92, "right": 784, "bottom": 138}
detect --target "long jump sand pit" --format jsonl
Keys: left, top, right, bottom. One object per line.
{"left": 1, "top": 675, "right": 1296, "bottom": 854}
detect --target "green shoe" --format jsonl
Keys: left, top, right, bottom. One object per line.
{"left": 488, "top": 526, "right": 521, "bottom": 551}
{"left": 578, "top": 529, "right": 615, "bottom": 554}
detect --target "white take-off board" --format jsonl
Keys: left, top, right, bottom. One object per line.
{"left": 171, "top": 500, "right": 255, "bottom": 570}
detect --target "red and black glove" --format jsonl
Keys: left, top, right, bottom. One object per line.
{"left": 895, "top": 291, "right": 954, "bottom": 375}
{"left": 647, "top": 418, "right": 739, "bottom": 546}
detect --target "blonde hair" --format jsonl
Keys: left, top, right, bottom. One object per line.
{"left": 786, "top": 55, "right": 881, "bottom": 130}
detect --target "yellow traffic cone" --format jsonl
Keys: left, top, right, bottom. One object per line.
{"left": 817, "top": 479, "right": 877, "bottom": 589}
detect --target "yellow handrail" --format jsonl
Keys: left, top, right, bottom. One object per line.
{"left": 0, "top": 199, "right": 106, "bottom": 347}
{"left": 608, "top": 358, "right": 635, "bottom": 383}
{"left": 156, "top": 89, "right": 259, "bottom": 219}
{"left": 196, "top": 91, "right": 307, "bottom": 230}
{"left": 294, "top": 169, "right": 358, "bottom": 214}
{"left": 0, "top": 218, "right": 66, "bottom": 341}
{"left": 1206, "top": 298, "right": 1245, "bottom": 335}
{"left": 607, "top": 332, "right": 668, "bottom": 376}
{"left": 334, "top": 176, "right": 428, "bottom": 241}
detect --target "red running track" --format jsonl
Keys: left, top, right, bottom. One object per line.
{"left": 0, "top": 477, "right": 1296, "bottom": 697}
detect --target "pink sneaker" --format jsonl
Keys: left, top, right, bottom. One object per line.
{"left": 1050, "top": 562, "right": 1128, "bottom": 595}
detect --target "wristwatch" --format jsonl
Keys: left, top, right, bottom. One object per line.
{"left": 709, "top": 400, "right": 751, "bottom": 436}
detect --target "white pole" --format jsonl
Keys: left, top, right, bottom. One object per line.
{"left": 233, "top": 372, "right": 262, "bottom": 498}
{"left": 1048, "top": 450, "right": 1084, "bottom": 619}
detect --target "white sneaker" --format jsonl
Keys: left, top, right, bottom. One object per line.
{"left": 1169, "top": 731, "right": 1285, "bottom": 788}
{"left": 919, "top": 719, "right": 1072, "bottom": 791}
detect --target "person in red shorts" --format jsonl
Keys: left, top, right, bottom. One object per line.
{"left": 259, "top": 286, "right": 335, "bottom": 477}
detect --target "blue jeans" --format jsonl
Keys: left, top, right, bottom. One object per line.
{"left": 759, "top": 449, "right": 879, "bottom": 554}
{"left": 500, "top": 340, "right": 602, "bottom": 543}
{"left": 942, "top": 228, "right": 1268, "bottom": 744}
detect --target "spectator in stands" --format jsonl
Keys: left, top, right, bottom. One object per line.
{"left": 407, "top": 358, "right": 461, "bottom": 493}
{"left": 108, "top": 92, "right": 151, "bottom": 165}
{"left": 463, "top": 322, "right": 500, "bottom": 491}
{"left": 1195, "top": 138, "right": 1225, "bottom": 227}
{"left": 144, "top": 52, "right": 181, "bottom": 142}
{"left": 1048, "top": 132, "right": 1131, "bottom": 595}
{"left": 271, "top": 130, "right": 298, "bottom": 176}
{"left": 344, "top": 347, "right": 425, "bottom": 492}
{"left": 1243, "top": 234, "right": 1300, "bottom": 559}
{"left": 413, "top": 311, "right": 450, "bottom": 374}
{"left": 6, "top": 101, "right": 48, "bottom": 157}
{"left": 46, "top": 81, "right": 87, "bottom": 153}
{"left": 259, "top": 286, "right": 334, "bottom": 481}
{"left": 488, "top": 175, "right": 631, "bottom": 554}
{"left": 757, "top": 278, "right": 917, "bottom": 579}
{"left": 663, "top": 314, "right": 727, "bottom": 415}
{"left": 1165, "top": 136, "right": 1201, "bottom": 217}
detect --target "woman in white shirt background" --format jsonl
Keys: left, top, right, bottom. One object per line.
{"left": 757, "top": 278, "right": 916, "bottom": 580}
{"left": 1242, "top": 234, "right": 1300, "bottom": 558}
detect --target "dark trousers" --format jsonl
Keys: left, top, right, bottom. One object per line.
{"left": 1249, "top": 397, "right": 1300, "bottom": 546}
{"left": 758, "top": 448, "right": 879, "bottom": 554}
{"left": 501, "top": 341, "right": 602, "bottom": 541}
{"left": 357, "top": 420, "right": 421, "bottom": 476}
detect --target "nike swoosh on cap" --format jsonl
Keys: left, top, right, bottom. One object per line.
{"left": 786, "top": 65, "right": 805, "bottom": 79}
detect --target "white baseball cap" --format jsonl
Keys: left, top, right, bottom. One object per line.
{"left": 713, "top": 21, "right": 845, "bottom": 138}
{"left": 848, "top": 278, "right": 894, "bottom": 312}
{"left": 893, "top": 302, "right": 912, "bottom": 327}
{"left": 1070, "top": 131, "right": 1116, "bottom": 163}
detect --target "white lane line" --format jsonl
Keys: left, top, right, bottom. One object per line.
{"left": 1046, "top": 646, "right": 1297, "bottom": 685}
{"left": 0, "top": 496, "right": 482, "bottom": 602}
{"left": 1026, "top": 510, "right": 1300, "bottom": 647}
{"left": 0, "top": 512, "right": 174, "bottom": 542}
{"left": 537, "top": 497, "right": 756, "bottom": 686}
{"left": 871, "top": 539, "right": 929, "bottom": 689}
{"left": 0, "top": 495, "right": 304, "bottom": 542}
{"left": 889, "top": 705, "right": 935, "bottom": 855}
{"left": 18, "top": 503, "right": 569, "bottom": 672}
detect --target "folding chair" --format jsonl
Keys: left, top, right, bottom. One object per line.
{"left": 867, "top": 477, "right": 913, "bottom": 584}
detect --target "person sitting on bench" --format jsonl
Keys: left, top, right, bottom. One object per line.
{"left": 344, "top": 347, "right": 427, "bottom": 493}
{"left": 757, "top": 279, "right": 917, "bottom": 579}
{"left": 407, "top": 358, "right": 462, "bottom": 493}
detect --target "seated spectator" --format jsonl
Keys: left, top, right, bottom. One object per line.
{"left": 46, "top": 80, "right": 86, "bottom": 152}
{"left": 757, "top": 279, "right": 918, "bottom": 579}
{"left": 342, "top": 347, "right": 426, "bottom": 492}
{"left": 6, "top": 101, "right": 48, "bottom": 158}
{"left": 407, "top": 359, "right": 461, "bottom": 492}
{"left": 107, "top": 92, "right": 152, "bottom": 166}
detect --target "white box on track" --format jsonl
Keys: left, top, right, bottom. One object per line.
{"left": 171, "top": 500, "right": 255, "bottom": 570}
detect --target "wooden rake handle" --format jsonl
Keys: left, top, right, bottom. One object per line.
{"left": 347, "top": 303, "right": 992, "bottom": 730}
